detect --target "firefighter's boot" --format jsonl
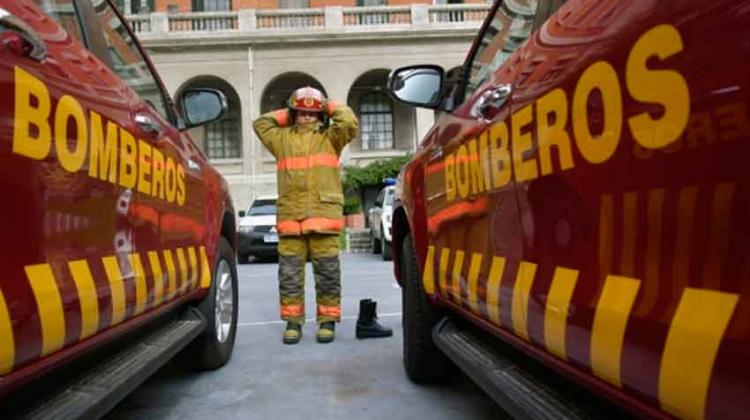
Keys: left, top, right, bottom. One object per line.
{"left": 356, "top": 299, "right": 393, "bottom": 339}
{"left": 283, "top": 322, "right": 302, "bottom": 345}
{"left": 317, "top": 322, "right": 336, "bottom": 343}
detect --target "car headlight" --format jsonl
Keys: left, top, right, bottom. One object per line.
{"left": 239, "top": 226, "right": 254, "bottom": 233}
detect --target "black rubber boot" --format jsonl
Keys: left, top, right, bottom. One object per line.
{"left": 356, "top": 299, "right": 393, "bottom": 339}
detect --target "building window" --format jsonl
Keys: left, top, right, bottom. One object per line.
{"left": 206, "top": 117, "right": 240, "bottom": 159}
{"left": 113, "top": 0, "right": 155, "bottom": 14}
{"left": 192, "top": 0, "right": 231, "bottom": 11}
{"left": 360, "top": 91, "right": 394, "bottom": 151}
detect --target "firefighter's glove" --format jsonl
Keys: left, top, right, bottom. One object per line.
{"left": 272, "top": 108, "right": 291, "bottom": 127}
{"left": 325, "top": 100, "right": 342, "bottom": 117}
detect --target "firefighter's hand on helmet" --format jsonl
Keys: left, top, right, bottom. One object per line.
{"left": 272, "top": 109, "right": 291, "bottom": 127}
{"left": 325, "top": 100, "right": 342, "bottom": 117}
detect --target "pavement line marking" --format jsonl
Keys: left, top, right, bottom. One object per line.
{"left": 237, "top": 312, "right": 402, "bottom": 327}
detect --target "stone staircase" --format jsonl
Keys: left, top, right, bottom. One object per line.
{"left": 346, "top": 228, "right": 372, "bottom": 254}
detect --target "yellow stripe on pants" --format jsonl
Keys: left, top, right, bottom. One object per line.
{"left": 659, "top": 288, "right": 739, "bottom": 420}
{"left": 590, "top": 275, "right": 641, "bottom": 387}
{"left": 25, "top": 264, "right": 66, "bottom": 356}
{"left": 0, "top": 288, "right": 14, "bottom": 374}
{"left": 69, "top": 259, "right": 99, "bottom": 340}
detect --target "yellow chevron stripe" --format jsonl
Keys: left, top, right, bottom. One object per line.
{"left": 511, "top": 261, "right": 536, "bottom": 341}
{"left": 102, "top": 256, "right": 126, "bottom": 325}
{"left": 147, "top": 251, "right": 164, "bottom": 306}
{"left": 590, "top": 275, "right": 640, "bottom": 387}
{"left": 129, "top": 254, "right": 147, "bottom": 315}
{"left": 25, "top": 264, "right": 65, "bottom": 356}
{"left": 486, "top": 256, "right": 506, "bottom": 325}
{"left": 200, "top": 246, "right": 211, "bottom": 289}
{"left": 176, "top": 248, "right": 189, "bottom": 294}
{"left": 451, "top": 250, "right": 465, "bottom": 305}
{"left": 422, "top": 246, "right": 436, "bottom": 295}
{"left": 467, "top": 253, "right": 482, "bottom": 314}
{"left": 659, "top": 288, "right": 739, "bottom": 420}
{"left": 544, "top": 267, "right": 578, "bottom": 360}
{"left": 188, "top": 247, "right": 199, "bottom": 290}
{"left": 163, "top": 250, "right": 177, "bottom": 299}
{"left": 0, "top": 288, "right": 15, "bottom": 374}
{"left": 69, "top": 260, "right": 99, "bottom": 340}
{"left": 438, "top": 248, "right": 450, "bottom": 297}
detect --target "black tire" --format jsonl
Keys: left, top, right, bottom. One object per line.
{"left": 180, "top": 236, "right": 238, "bottom": 370}
{"left": 401, "top": 233, "right": 452, "bottom": 383}
{"left": 371, "top": 231, "right": 382, "bottom": 254}
{"left": 382, "top": 234, "right": 392, "bottom": 261}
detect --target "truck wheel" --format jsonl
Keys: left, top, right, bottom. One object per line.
{"left": 401, "top": 233, "right": 452, "bottom": 383}
{"left": 371, "top": 231, "right": 382, "bottom": 254}
{"left": 181, "top": 236, "right": 238, "bottom": 370}
{"left": 382, "top": 228, "right": 392, "bottom": 261}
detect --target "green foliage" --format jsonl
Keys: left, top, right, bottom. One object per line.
{"left": 342, "top": 155, "right": 411, "bottom": 192}
{"left": 343, "top": 195, "right": 362, "bottom": 215}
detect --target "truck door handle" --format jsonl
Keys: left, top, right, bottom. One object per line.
{"left": 135, "top": 113, "right": 162, "bottom": 139}
{"left": 471, "top": 84, "right": 512, "bottom": 121}
{"left": 0, "top": 8, "right": 47, "bottom": 62}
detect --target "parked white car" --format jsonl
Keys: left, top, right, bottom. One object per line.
{"left": 238, "top": 197, "right": 278, "bottom": 262}
{"left": 368, "top": 185, "right": 395, "bottom": 261}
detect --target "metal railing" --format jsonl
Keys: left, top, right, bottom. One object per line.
{"left": 167, "top": 11, "right": 239, "bottom": 31}
{"left": 126, "top": 4, "right": 491, "bottom": 34}
{"left": 428, "top": 4, "right": 490, "bottom": 24}
{"left": 342, "top": 6, "right": 411, "bottom": 26}
{"left": 256, "top": 8, "right": 325, "bottom": 29}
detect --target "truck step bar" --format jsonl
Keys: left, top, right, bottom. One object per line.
{"left": 432, "top": 317, "right": 596, "bottom": 420}
{"left": 10, "top": 309, "right": 207, "bottom": 420}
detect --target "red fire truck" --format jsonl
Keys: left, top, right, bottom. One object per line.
{"left": 0, "top": 0, "right": 239, "bottom": 416}
{"left": 388, "top": 0, "right": 750, "bottom": 419}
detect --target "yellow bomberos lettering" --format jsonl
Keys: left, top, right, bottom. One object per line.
{"left": 11, "top": 66, "right": 187, "bottom": 205}
{"left": 455, "top": 144, "right": 470, "bottom": 198}
{"left": 467, "top": 137, "right": 486, "bottom": 195}
{"left": 438, "top": 24, "right": 690, "bottom": 204}
{"left": 537, "top": 88, "right": 574, "bottom": 175}
{"left": 89, "top": 111, "right": 118, "bottom": 183}
{"left": 13, "top": 67, "right": 52, "bottom": 160}
{"left": 489, "top": 121, "right": 512, "bottom": 189}
{"left": 54, "top": 95, "right": 88, "bottom": 173}
{"left": 512, "top": 104, "right": 539, "bottom": 181}
{"left": 137, "top": 140, "right": 152, "bottom": 195}
{"left": 626, "top": 24, "right": 689, "bottom": 150}
{"left": 152, "top": 148, "right": 166, "bottom": 199}
{"left": 165, "top": 157, "right": 177, "bottom": 203}
{"left": 119, "top": 129, "right": 137, "bottom": 189}
{"left": 176, "top": 164, "right": 186, "bottom": 206}
{"left": 572, "top": 61, "right": 623, "bottom": 164}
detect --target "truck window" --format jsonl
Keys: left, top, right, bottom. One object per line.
{"left": 33, "top": 0, "right": 85, "bottom": 44}
{"left": 87, "top": 0, "right": 170, "bottom": 121}
{"left": 463, "top": 0, "right": 539, "bottom": 100}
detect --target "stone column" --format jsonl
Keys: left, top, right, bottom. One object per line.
{"left": 411, "top": 4, "right": 429, "bottom": 26}
{"left": 238, "top": 9, "right": 256, "bottom": 31}
{"left": 325, "top": 7, "right": 344, "bottom": 29}
{"left": 150, "top": 12, "right": 169, "bottom": 33}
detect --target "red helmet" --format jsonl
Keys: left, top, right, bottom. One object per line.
{"left": 288, "top": 86, "right": 326, "bottom": 112}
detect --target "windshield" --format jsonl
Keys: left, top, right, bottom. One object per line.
{"left": 248, "top": 200, "right": 277, "bottom": 216}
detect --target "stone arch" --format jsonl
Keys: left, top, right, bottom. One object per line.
{"left": 176, "top": 75, "right": 242, "bottom": 160}
{"left": 260, "top": 72, "right": 327, "bottom": 114}
{"left": 347, "top": 68, "right": 415, "bottom": 154}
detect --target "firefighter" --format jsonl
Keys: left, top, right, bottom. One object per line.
{"left": 253, "top": 87, "right": 358, "bottom": 344}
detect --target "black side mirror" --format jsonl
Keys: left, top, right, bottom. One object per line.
{"left": 387, "top": 64, "right": 445, "bottom": 109}
{"left": 239, "top": 210, "right": 246, "bottom": 218}
{"left": 179, "top": 88, "right": 228, "bottom": 130}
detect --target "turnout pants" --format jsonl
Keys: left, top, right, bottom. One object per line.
{"left": 278, "top": 233, "right": 341, "bottom": 324}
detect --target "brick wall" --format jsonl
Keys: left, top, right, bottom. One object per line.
{"left": 156, "top": 0, "right": 191, "bottom": 12}
{"left": 310, "top": 0, "right": 356, "bottom": 7}
{"left": 387, "top": 0, "right": 430, "bottom": 5}
{"left": 234, "top": 0, "right": 280, "bottom": 9}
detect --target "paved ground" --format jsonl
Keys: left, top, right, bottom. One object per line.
{"left": 106, "top": 253, "right": 504, "bottom": 419}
